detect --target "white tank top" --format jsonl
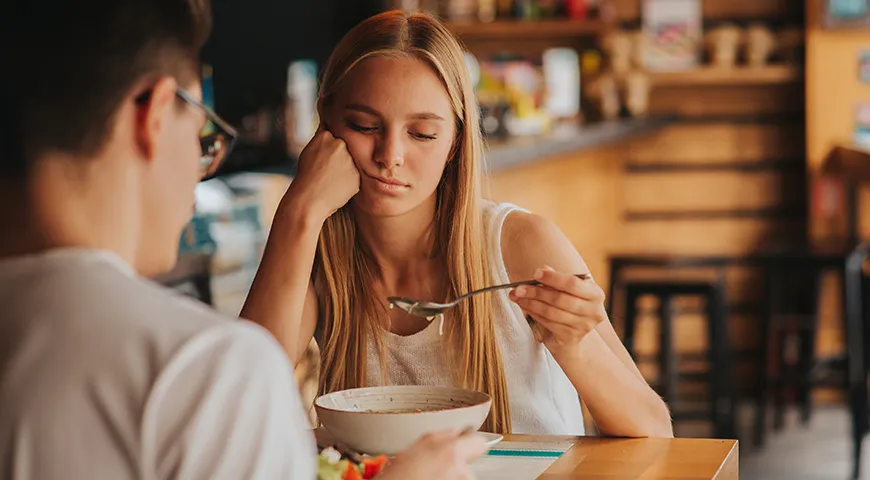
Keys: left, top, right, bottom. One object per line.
{"left": 365, "top": 202, "right": 586, "bottom": 435}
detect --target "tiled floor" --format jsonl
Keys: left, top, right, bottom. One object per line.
{"left": 724, "top": 406, "right": 868, "bottom": 480}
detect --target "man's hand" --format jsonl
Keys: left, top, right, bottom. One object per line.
{"left": 378, "top": 429, "right": 489, "bottom": 479}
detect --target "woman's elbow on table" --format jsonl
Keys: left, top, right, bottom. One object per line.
{"left": 651, "top": 403, "right": 676, "bottom": 438}
{"left": 600, "top": 400, "right": 674, "bottom": 439}
{"left": 631, "top": 396, "right": 675, "bottom": 438}
{"left": 637, "top": 400, "right": 675, "bottom": 438}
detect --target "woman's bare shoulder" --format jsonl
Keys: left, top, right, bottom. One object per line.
{"left": 500, "top": 210, "right": 588, "bottom": 282}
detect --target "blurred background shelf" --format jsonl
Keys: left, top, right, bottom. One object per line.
{"left": 650, "top": 65, "right": 803, "bottom": 88}
{"left": 611, "top": 0, "right": 804, "bottom": 24}
{"left": 447, "top": 18, "right": 610, "bottom": 40}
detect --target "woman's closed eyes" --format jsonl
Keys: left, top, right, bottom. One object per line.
{"left": 346, "top": 120, "right": 378, "bottom": 134}
{"left": 345, "top": 120, "right": 438, "bottom": 142}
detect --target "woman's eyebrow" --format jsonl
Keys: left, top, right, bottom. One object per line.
{"left": 409, "top": 112, "right": 445, "bottom": 121}
{"left": 345, "top": 103, "right": 381, "bottom": 118}
{"left": 345, "top": 103, "right": 445, "bottom": 121}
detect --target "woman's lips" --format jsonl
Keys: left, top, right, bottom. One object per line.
{"left": 364, "top": 173, "right": 410, "bottom": 194}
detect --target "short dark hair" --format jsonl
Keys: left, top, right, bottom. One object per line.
{"left": 0, "top": 0, "right": 213, "bottom": 180}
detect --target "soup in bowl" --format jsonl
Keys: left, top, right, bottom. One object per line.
{"left": 314, "top": 385, "right": 492, "bottom": 455}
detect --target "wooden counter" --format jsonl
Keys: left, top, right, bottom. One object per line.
{"left": 485, "top": 117, "right": 674, "bottom": 173}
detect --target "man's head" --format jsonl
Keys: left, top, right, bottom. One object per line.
{"left": 0, "top": 0, "right": 231, "bottom": 275}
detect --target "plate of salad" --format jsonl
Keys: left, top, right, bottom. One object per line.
{"left": 315, "top": 429, "right": 502, "bottom": 479}
{"left": 317, "top": 444, "right": 388, "bottom": 480}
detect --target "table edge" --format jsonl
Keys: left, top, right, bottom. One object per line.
{"left": 712, "top": 440, "right": 740, "bottom": 480}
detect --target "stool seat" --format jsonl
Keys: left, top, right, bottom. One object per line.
{"left": 624, "top": 281, "right": 723, "bottom": 295}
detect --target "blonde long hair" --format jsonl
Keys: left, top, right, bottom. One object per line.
{"left": 313, "top": 10, "right": 511, "bottom": 434}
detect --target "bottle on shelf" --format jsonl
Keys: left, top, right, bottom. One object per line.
{"left": 537, "top": 0, "right": 560, "bottom": 18}
{"left": 514, "top": 0, "right": 538, "bottom": 19}
{"left": 497, "top": 0, "right": 514, "bottom": 18}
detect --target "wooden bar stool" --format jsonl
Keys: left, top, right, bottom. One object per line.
{"left": 754, "top": 242, "right": 851, "bottom": 447}
{"left": 621, "top": 278, "right": 736, "bottom": 439}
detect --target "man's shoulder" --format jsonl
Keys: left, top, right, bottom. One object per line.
{"left": 0, "top": 251, "right": 311, "bottom": 480}
{"left": 69, "top": 252, "right": 233, "bottom": 331}
{"left": 140, "top": 317, "right": 312, "bottom": 480}
{"left": 0, "top": 249, "right": 241, "bottom": 369}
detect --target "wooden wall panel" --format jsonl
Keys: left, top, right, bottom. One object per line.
{"left": 627, "top": 123, "right": 805, "bottom": 164}
{"left": 805, "top": 4, "right": 870, "bottom": 173}
{"left": 487, "top": 136, "right": 800, "bottom": 400}
{"left": 485, "top": 144, "right": 625, "bottom": 290}
{"left": 648, "top": 85, "right": 805, "bottom": 117}
{"left": 617, "top": 219, "right": 803, "bottom": 255}
{"left": 624, "top": 170, "right": 804, "bottom": 213}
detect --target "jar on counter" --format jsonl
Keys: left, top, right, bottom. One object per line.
{"left": 622, "top": 71, "right": 650, "bottom": 118}
{"left": 478, "top": 0, "right": 497, "bottom": 22}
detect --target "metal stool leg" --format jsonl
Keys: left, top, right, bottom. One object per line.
{"left": 659, "top": 294, "right": 677, "bottom": 406}
{"left": 798, "top": 269, "right": 823, "bottom": 425}
{"left": 756, "top": 264, "right": 780, "bottom": 446}
{"left": 624, "top": 286, "right": 640, "bottom": 358}
{"left": 846, "top": 246, "right": 869, "bottom": 479}
{"left": 773, "top": 276, "right": 789, "bottom": 433}
{"left": 708, "top": 283, "right": 734, "bottom": 439}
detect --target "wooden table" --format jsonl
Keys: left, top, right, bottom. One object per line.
{"left": 315, "top": 428, "right": 738, "bottom": 479}
{"left": 507, "top": 435, "right": 738, "bottom": 479}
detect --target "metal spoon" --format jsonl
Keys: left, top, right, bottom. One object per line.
{"left": 387, "top": 273, "right": 591, "bottom": 318}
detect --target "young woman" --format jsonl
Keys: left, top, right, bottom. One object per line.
{"left": 243, "top": 10, "right": 672, "bottom": 438}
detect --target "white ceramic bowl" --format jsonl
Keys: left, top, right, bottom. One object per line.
{"left": 314, "top": 385, "right": 492, "bottom": 455}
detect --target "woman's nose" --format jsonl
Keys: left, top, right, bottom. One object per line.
{"left": 374, "top": 130, "right": 405, "bottom": 169}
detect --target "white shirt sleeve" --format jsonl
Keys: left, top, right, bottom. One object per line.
{"left": 139, "top": 321, "right": 316, "bottom": 480}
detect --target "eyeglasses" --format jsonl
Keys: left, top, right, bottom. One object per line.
{"left": 135, "top": 87, "right": 238, "bottom": 179}
{"left": 175, "top": 88, "right": 237, "bottom": 179}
